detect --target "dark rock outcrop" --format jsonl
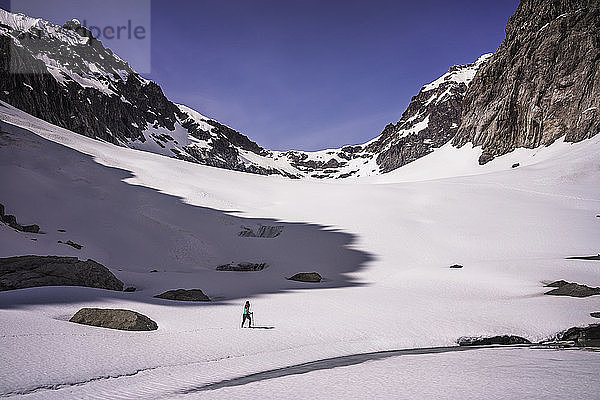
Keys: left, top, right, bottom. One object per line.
{"left": 216, "top": 262, "right": 267, "bottom": 271}
{"left": 558, "top": 324, "right": 600, "bottom": 347}
{"left": 544, "top": 280, "right": 600, "bottom": 297}
{"left": 454, "top": 0, "right": 600, "bottom": 164}
{"left": 288, "top": 272, "right": 323, "bottom": 283}
{"left": 0, "top": 255, "right": 123, "bottom": 291}
{"left": 239, "top": 225, "right": 283, "bottom": 238}
{"left": 591, "top": 312, "right": 600, "bottom": 318}
{"left": 457, "top": 335, "right": 531, "bottom": 346}
{"left": 154, "top": 289, "right": 210, "bottom": 301}
{"left": 0, "top": 203, "right": 40, "bottom": 233}
{"left": 70, "top": 308, "right": 157, "bottom": 331}
{"left": 449, "top": 264, "right": 463, "bottom": 269}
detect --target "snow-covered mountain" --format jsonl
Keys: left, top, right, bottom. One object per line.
{"left": 0, "top": 8, "right": 489, "bottom": 179}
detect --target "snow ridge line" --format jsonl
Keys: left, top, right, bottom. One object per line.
{"left": 179, "top": 345, "right": 530, "bottom": 394}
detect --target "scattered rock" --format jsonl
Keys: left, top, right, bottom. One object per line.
{"left": 58, "top": 240, "right": 83, "bottom": 249}
{"left": 0, "top": 255, "right": 123, "bottom": 291}
{"left": 558, "top": 324, "right": 600, "bottom": 347}
{"left": 0, "top": 205, "right": 41, "bottom": 233}
{"left": 239, "top": 225, "right": 283, "bottom": 238}
{"left": 21, "top": 224, "right": 40, "bottom": 233}
{"left": 544, "top": 281, "right": 600, "bottom": 297}
{"left": 69, "top": 308, "right": 157, "bottom": 331}
{"left": 457, "top": 335, "right": 531, "bottom": 346}
{"left": 566, "top": 254, "right": 600, "bottom": 261}
{"left": 216, "top": 262, "right": 267, "bottom": 271}
{"left": 154, "top": 289, "right": 210, "bottom": 302}
{"left": 288, "top": 272, "right": 322, "bottom": 283}
{"left": 58, "top": 229, "right": 66, "bottom": 232}
{"left": 124, "top": 286, "right": 137, "bottom": 292}
{"left": 149, "top": 269, "right": 158, "bottom": 273}
{"left": 449, "top": 264, "right": 463, "bottom": 269}
{"left": 591, "top": 312, "right": 600, "bottom": 318}
{"left": 512, "top": 163, "right": 520, "bottom": 168}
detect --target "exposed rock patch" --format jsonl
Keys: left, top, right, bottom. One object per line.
{"left": 0, "top": 203, "right": 40, "bottom": 233}
{"left": 58, "top": 240, "right": 83, "bottom": 249}
{"left": 154, "top": 289, "right": 210, "bottom": 302}
{"left": 558, "top": 324, "right": 600, "bottom": 347}
{"left": 591, "top": 312, "right": 600, "bottom": 318}
{"left": 69, "top": 308, "right": 157, "bottom": 331}
{"left": 216, "top": 262, "right": 267, "bottom": 271}
{"left": 457, "top": 335, "right": 531, "bottom": 346}
{"left": 239, "top": 225, "right": 283, "bottom": 238}
{"left": 0, "top": 255, "right": 123, "bottom": 291}
{"left": 449, "top": 264, "right": 463, "bottom": 269}
{"left": 288, "top": 272, "right": 323, "bottom": 283}
{"left": 544, "top": 281, "right": 600, "bottom": 297}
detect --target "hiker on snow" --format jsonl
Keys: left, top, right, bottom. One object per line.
{"left": 241, "top": 300, "right": 253, "bottom": 328}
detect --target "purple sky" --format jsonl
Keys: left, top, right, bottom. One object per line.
{"left": 3, "top": 0, "right": 520, "bottom": 151}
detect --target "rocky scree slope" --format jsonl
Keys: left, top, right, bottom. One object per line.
{"left": 453, "top": 0, "right": 600, "bottom": 164}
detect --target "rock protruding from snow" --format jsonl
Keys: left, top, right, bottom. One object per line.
{"left": 154, "top": 289, "right": 210, "bottom": 302}
{"left": 69, "top": 308, "right": 158, "bottom": 331}
{"left": 558, "top": 324, "right": 600, "bottom": 347}
{"left": 0, "top": 203, "right": 40, "bottom": 233}
{"left": 544, "top": 281, "right": 600, "bottom": 297}
{"left": 453, "top": 0, "right": 600, "bottom": 164}
{"left": 457, "top": 335, "right": 531, "bottom": 346}
{"left": 288, "top": 272, "right": 323, "bottom": 283}
{"left": 0, "top": 255, "right": 123, "bottom": 291}
{"left": 239, "top": 225, "right": 283, "bottom": 238}
{"left": 216, "top": 262, "right": 267, "bottom": 271}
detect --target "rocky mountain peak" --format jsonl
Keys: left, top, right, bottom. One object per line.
{"left": 453, "top": 0, "right": 599, "bottom": 164}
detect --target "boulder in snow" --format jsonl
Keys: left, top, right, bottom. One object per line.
{"left": 216, "top": 262, "right": 267, "bottom": 271}
{"left": 70, "top": 308, "right": 157, "bottom": 331}
{"left": 288, "top": 272, "right": 322, "bottom": 283}
{"left": 154, "top": 289, "right": 210, "bottom": 302}
{"left": 544, "top": 281, "right": 600, "bottom": 297}
{"left": 558, "top": 324, "right": 600, "bottom": 347}
{"left": 0, "top": 255, "right": 123, "bottom": 291}
{"left": 457, "top": 335, "right": 531, "bottom": 346}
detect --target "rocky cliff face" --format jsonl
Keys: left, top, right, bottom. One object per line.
{"left": 453, "top": 0, "right": 600, "bottom": 164}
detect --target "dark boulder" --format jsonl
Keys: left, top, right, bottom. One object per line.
{"left": 558, "top": 324, "right": 600, "bottom": 347}
{"left": 544, "top": 281, "right": 600, "bottom": 297}
{"left": 449, "top": 264, "right": 463, "bottom": 269}
{"left": 124, "top": 286, "right": 137, "bottom": 292}
{"left": 70, "top": 308, "right": 157, "bottom": 331}
{"left": 288, "top": 272, "right": 322, "bottom": 283}
{"left": 21, "top": 224, "right": 40, "bottom": 233}
{"left": 0, "top": 255, "right": 123, "bottom": 291}
{"left": 591, "top": 312, "right": 600, "bottom": 318}
{"left": 512, "top": 163, "right": 520, "bottom": 168}
{"left": 216, "top": 262, "right": 267, "bottom": 271}
{"left": 154, "top": 289, "right": 210, "bottom": 302}
{"left": 0, "top": 203, "right": 4, "bottom": 217}
{"left": 457, "top": 335, "right": 531, "bottom": 346}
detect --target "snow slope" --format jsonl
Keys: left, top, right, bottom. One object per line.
{"left": 1, "top": 101, "right": 599, "bottom": 398}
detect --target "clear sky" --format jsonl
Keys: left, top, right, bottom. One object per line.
{"left": 2, "top": 0, "right": 520, "bottom": 151}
